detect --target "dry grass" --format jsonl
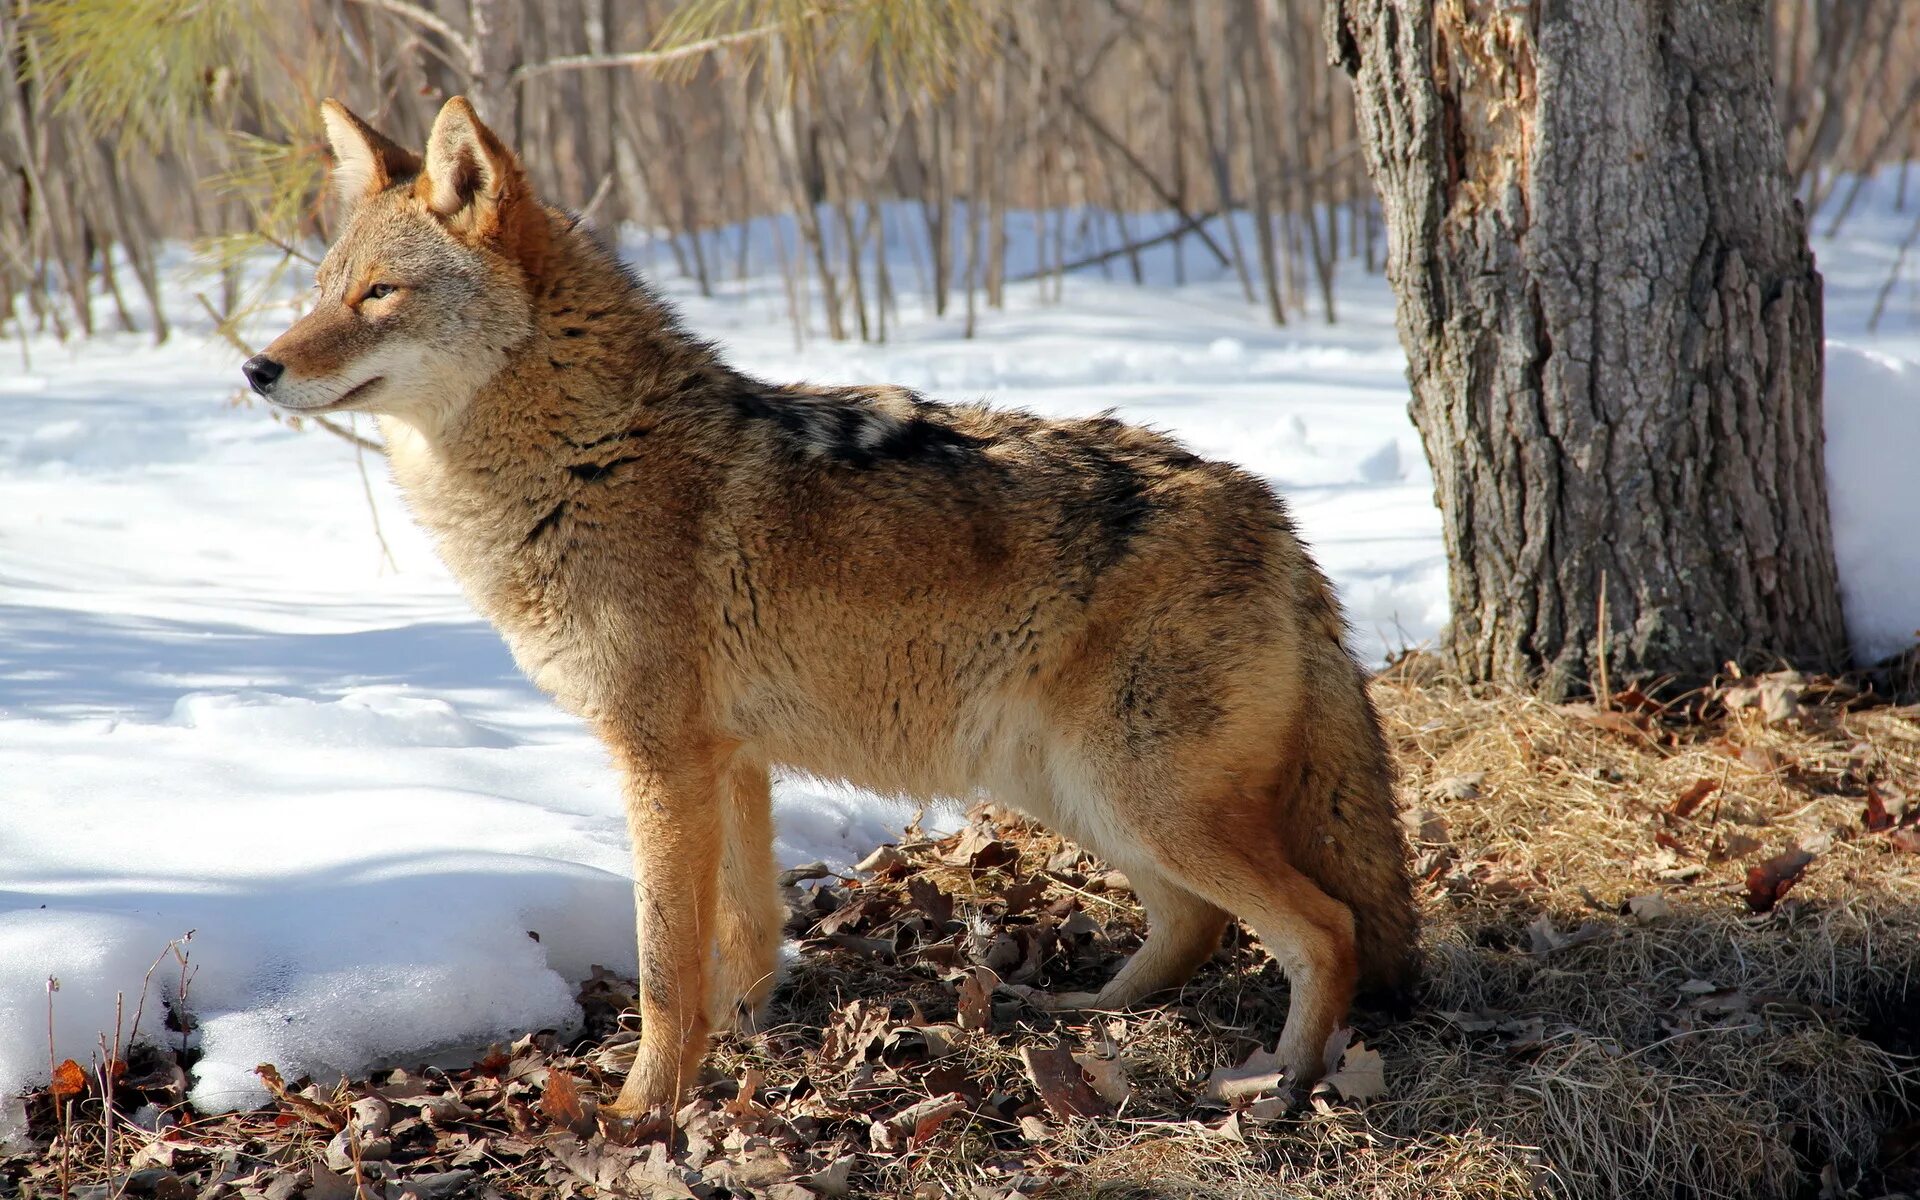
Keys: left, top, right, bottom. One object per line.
{"left": 8, "top": 674, "right": 1918, "bottom": 1200}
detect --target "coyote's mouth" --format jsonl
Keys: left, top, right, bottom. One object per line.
{"left": 276, "top": 376, "right": 385, "bottom": 413}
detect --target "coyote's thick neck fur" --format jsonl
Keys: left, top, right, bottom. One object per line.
{"left": 250, "top": 96, "right": 1417, "bottom": 1125}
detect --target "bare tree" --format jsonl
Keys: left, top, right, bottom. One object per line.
{"left": 1327, "top": 0, "right": 1851, "bottom": 694}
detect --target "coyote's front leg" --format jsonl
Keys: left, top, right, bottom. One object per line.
{"left": 603, "top": 745, "right": 724, "bottom": 1124}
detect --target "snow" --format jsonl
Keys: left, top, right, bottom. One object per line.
{"left": 1823, "top": 343, "right": 1920, "bottom": 664}
{"left": 4, "top": 185, "right": 1919, "bottom": 1131}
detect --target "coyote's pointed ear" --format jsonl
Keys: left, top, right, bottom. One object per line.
{"left": 319, "top": 100, "right": 420, "bottom": 209}
{"left": 419, "top": 96, "right": 535, "bottom": 248}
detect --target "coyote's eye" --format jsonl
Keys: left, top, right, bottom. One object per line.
{"left": 366, "top": 283, "right": 397, "bottom": 300}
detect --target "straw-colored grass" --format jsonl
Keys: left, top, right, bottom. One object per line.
{"left": 1041, "top": 667, "right": 1920, "bottom": 1199}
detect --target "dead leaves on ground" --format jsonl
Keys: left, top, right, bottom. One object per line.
{"left": 12, "top": 805, "right": 1396, "bottom": 1200}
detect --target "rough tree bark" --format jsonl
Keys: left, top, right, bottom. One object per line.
{"left": 1326, "top": 0, "right": 1850, "bottom": 697}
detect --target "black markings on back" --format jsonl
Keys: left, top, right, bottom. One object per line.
{"left": 567, "top": 455, "right": 646, "bottom": 483}
{"left": 728, "top": 387, "right": 987, "bottom": 469}
{"left": 523, "top": 500, "right": 569, "bottom": 547}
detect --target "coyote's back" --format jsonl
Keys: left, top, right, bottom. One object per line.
{"left": 248, "top": 95, "right": 1418, "bottom": 1125}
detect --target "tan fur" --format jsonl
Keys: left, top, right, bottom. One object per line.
{"left": 256, "top": 98, "right": 1418, "bottom": 1123}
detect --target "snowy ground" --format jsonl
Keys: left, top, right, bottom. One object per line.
{"left": 4, "top": 191, "right": 1918, "bottom": 1129}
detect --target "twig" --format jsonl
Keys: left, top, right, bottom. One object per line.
{"left": 577, "top": 171, "right": 616, "bottom": 227}
{"left": 1596, "top": 570, "right": 1611, "bottom": 706}
{"left": 256, "top": 232, "right": 321, "bottom": 268}
{"left": 352, "top": 416, "right": 400, "bottom": 572}
{"left": 344, "top": 0, "right": 475, "bottom": 66}
{"left": 194, "top": 291, "right": 253, "bottom": 357}
{"left": 1867, "top": 207, "right": 1920, "bottom": 333}
{"left": 511, "top": 23, "right": 787, "bottom": 85}
{"left": 312, "top": 416, "right": 386, "bottom": 455}
{"left": 1007, "top": 210, "right": 1225, "bottom": 284}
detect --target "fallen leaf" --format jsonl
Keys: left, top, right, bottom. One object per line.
{"left": 803, "top": 1155, "right": 858, "bottom": 1197}
{"left": 1626, "top": 893, "right": 1671, "bottom": 923}
{"left": 853, "top": 845, "right": 907, "bottom": 876}
{"left": 304, "top": 1165, "right": 356, "bottom": 1200}
{"left": 1527, "top": 914, "right": 1609, "bottom": 956}
{"left": 1401, "top": 807, "right": 1451, "bottom": 845}
{"left": 817, "top": 892, "right": 896, "bottom": 936}
{"left": 541, "top": 1069, "right": 596, "bottom": 1138}
{"left": 1020, "top": 1044, "right": 1112, "bottom": 1119}
{"left": 1864, "top": 785, "right": 1894, "bottom": 832}
{"left": 1086, "top": 870, "right": 1131, "bottom": 894}
{"left": 777, "top": 860, "right": 835, "bottom": 886}
{"left": 954, "top": 964, "right": 999, "bottom": 1032}
{"left": 1709, "top": 832, "right": 1763, "bottom": 863}
{"left": 1669, "top": 778, "right": 1719, "bottom": 819}
{"left": 49, "top": 1059, "right": 87, "bottom": 1101}
{"left": 1436, "top": 1009, "right": 1502, "bottom": 1033}
{"left": 904, "top": 1092, "right": 969, "bottom": 1145}
{"left": 906, "top": 875, "right": 955, "bottom": 925}
{"left": 1425, "top": 773, "right": 1484, "bottom": 802}
{"left": 1566, "top": 704, "right": 1649, "bottom": 739}
{"left": 998, "top": 877, "right": 1049, "bottom": 915}
{"left": 255, "top": 1064, "right": 345, "bottom": 1131}
{"left": 1070, "top": 1049, "right": 1133, "bottom": 1108}
{"left": 949, "top": 827, "right": 1018, "bottom": 871}
{"left": 1202, "top": 1044, "right": 1285, "bottom": 1106}
{"left": 1744, "top": 846, "right": 1816, "bottom": 913}
{"left": 1320, "top": 1038, "right": 1387, "bottom": 1104}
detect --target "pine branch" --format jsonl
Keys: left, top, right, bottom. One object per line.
{"left": 510, "top": 23, "right": 787, "bottom": 85}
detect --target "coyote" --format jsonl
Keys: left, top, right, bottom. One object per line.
{"left": 246, "top": 97, "right": 1417, "bottom": 1124}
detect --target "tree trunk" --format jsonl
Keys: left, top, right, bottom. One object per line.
{"left": 1327, "top": 0, "right": 1850, "bottom": 697}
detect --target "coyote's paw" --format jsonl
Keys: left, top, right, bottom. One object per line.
{"left": 1007, "top": 984, "right": 1107, "bottom": 1012}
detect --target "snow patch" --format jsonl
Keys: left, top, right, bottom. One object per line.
{"left": 1824, "top": 343, "right": 1920, "bottom": 665}
{"left": 167, "top": 689, "right": 510, "bottom": 749}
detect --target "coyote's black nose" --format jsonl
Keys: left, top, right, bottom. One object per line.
{"left": 242, "top": 355, "right": 284, "bottom": 396}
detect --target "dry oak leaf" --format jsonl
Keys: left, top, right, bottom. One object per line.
{"left": 1669, "top": 778, "right": 1719, "bottom": 820}
{"left": 1319, "top": 1035, "right": 1388, "bottom": 1104}
{"left": 1202, "top": 1045, "right": 1286, "bottom": 1106}
{"left": 1070, "top": 1045, "right": 1134, "bottom": 1108}
{"left": 1626, "top": 893, "right": 1672, "bottom": 923}
{"left": 540, "top": 1068, "right": 595, "bottom": 1137}
{"left": 49, "top": 1058, "right": 87, "bottom": 1101}
{"left": 1744, "top": 846, "right": 1816, "bottom": 913}
{"left": 954, "top": 964, "right": 1000, "bottom": 1032}
{"left": 1020, "top": 1044, "right": 1113, "bottom": 1119}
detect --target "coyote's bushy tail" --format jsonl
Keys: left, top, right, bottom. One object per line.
{"left": 1280, "top": 662, "right": 1419, "bottom": 1000}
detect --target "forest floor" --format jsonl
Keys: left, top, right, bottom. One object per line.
{"left": 7, "top": 667, "right": 1918, "bottom": 1200}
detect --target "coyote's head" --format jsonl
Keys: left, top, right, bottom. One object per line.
{"left": 245, "top": 97, "right": 547, "bottom": 427}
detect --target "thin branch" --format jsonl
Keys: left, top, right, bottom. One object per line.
{"left": 511, "top": 24, "right": 786, "bottom": 86}
{"left": 344, "top": 0, "right": 477, "bottom": 69}
{"left": 351, "top": 416, "right": 400, "bottom": 571}
{"left": 311, "top": 414, "right": 386, "bottom": 456}
{"left": 256, "top": 232, "right": 321, "bottom": 268}
{"left": 1007, "top": 209, "right": 1225, "bottom": 283}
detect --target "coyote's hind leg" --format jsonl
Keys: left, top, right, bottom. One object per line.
{"left": 1029, "top": 868, "right": 1229, "bottom": 1010}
